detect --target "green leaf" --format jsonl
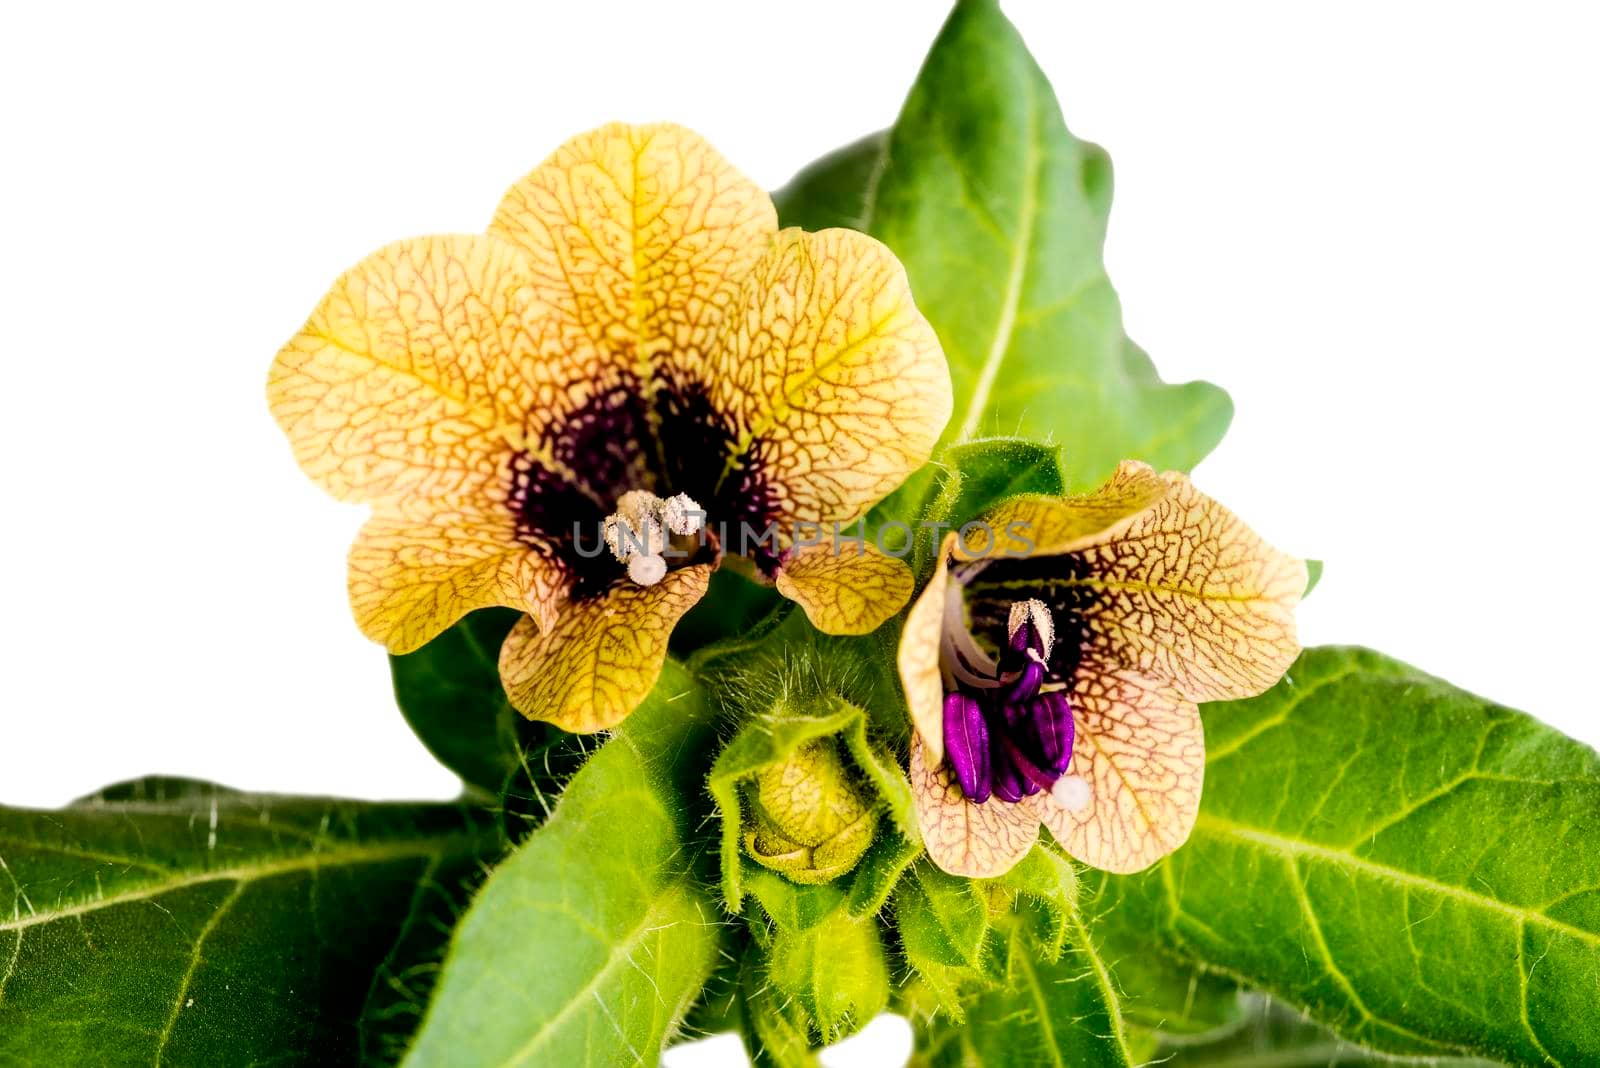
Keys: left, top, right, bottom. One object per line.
{"left": 673, "top": 568, "right": 785, "bottom": 657}
{"left": 1085, "top": 852, "right": 1246, "bottom": 1042}
{"left": 894, "top": 862, "right": 996, "bottom": 1015}
{"left": 1304, "top": 558, "right": 1324, "bottom": 596}
{"left": 737, "top": 946, "right": 820, "bottom": 1068}
{"left": 760, "top": 908, "right": 889, "bottom": 1047}
{"left": 391, "top": 609, "right": 589, "bottom": 845}
{"left": 910, "top": 906, "right": 1135, "bottom": 1068}
{"left": 1144, "top": 995, "right": 1501, "bottom": 1067}
{"left": 403, "top": 661, "right": 722, "bottom": 1068}
{"left": 678, "top": 938, "right": 745, "bottom": 1043}
{"left": 1101, "top": 946, "right": 1244, "bottom": 1042}
{"left": 1100, "top": 646, "right": 1600, "bottom": 1066}
{"left": 0, "top": 777, "right": 498, "bottom": 1066}
{"left": 908, "top": 437, "right": 1065, "bottom": 576}
{"left": 388, "top": 607, "right": 532, "bottom": 797}
{"left": 896, "top": 847, "right": 1083, "bottom": 1019}
{"left": 993, "top": 842, "right": 1080, "bottom": 962}
{"left": 774, "top": 0, "right": 1232, "bottom": 490}
{"left": 770, "top": 131, "right": 884, "bottom": 234}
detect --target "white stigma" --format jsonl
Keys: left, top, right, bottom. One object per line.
{"left": 1050, "top": 775, "right": 1091, "bottom": 813}
{"left": 1007, "top": 598, "right": 1055, "bottom": 661}
{"left": 627, "top": 553, "right": 668, "bottom": 586}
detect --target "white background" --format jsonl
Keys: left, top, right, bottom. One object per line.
{"left": 3, "top": 3, "right": 1597, "bottom": 1065}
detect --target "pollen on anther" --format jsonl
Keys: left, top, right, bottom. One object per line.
{"left": 604, "top": 490, "right": 667, "bottom": 561}
{"left": 1008, "top": 598, "right": 1055, "bottom": 660}
{"left": 662, "top": 492, "right": 704, "bottom": 536}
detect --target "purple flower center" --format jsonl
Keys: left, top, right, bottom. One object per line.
{"left": 940, "top": 599, "right": 1075, "bottom": 805}
{"left": 507, "top": 375, "right": 783, "bottom": 595}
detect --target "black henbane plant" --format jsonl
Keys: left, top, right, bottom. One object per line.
{"left": 2, "top": 3, "right": 1593, "bottom": 1067}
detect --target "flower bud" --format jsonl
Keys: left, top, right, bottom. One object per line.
{"left": 742, "top": 738, "right": 878, "bottom": 884}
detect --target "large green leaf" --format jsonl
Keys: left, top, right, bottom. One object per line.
{"left": 402, "top": 661, "right": 722, "bottom": 1067}
{"left": 0, "top": 776, "right": 498, "bottom": 1066}
{"left": 774, "top": 0, "right": 1231, "bottom": 490}
{"left": 1143, "top": 995, "right": 1500, "bottom": 1067}
{"left": 388, "top": 607, "right": 522, "bottom": 797}
{"left": 1099, "top": 646, "right": 1600, "bottom": 1066}
{"left": 1100, "top": 943, "right": 1244, "bottom": 1043}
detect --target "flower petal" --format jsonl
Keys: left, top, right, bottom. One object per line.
{"left": 1072, "top": 472, "right": 1304, "bottom": 700}
{"left": 959, "top": 459, "right": 1168, "bottom": 560}
{"left": 268, "top": 234, "right": 530, "bottom": 502}
{"left": 489, "top": 122, "right": 777, "bottom": 395}
{"left": 348, "top": 480, "right": 567, "bottom": 654}
{"left": 773, "top": 539, "right": 914, "bottom": 635}
{"left": 911, "top": 731, "right": 1040, "bottom": 878}
{"left": 498, "top": 565, "right": 711, "bottom": 733}
{"left": 709, "top": 228, "right": 952, "bottom": 527}
{"left": 1037, "top": 662, "right": 1203, "bottom": 874}
{"left": 897, "top": 533, "right": 960, "bottom": 761}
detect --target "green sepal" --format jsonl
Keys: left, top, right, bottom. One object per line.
{"left": 894, "top": 861, "right": 999, "bottom": 1018}
{"left": 1304, "top": 557, "right": 1325, "bottom": 595}
{"left": 992, "top": 841, "right": 1080, "bottom": 962}
{"left": 757, "top": 906, "right": 890, "bottom": 1047}
{"left": 909, "top": 437, "right": 1066, "bottom": 577}
{"left": 737, "top": 945, "right": 821, "bottom": 1068}
{"left": 894, "top": 844, "right": 1081, "bottom": 1020}
{"left": 844, "top": 829, "right": 924, "bottom": 919}
{"left": 907, "top": 904, "right": 1136, "bottom": 1067}
{"left": 742, "top": 862, "right": 849, "bottom": 934}
{"left": 710, "top": 686, "right": 914, "bottom": 913}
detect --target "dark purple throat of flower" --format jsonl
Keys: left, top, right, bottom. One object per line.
{"left": 941, "top": 597, "right": 1078, "bottom": 806}
{"left": 508, "top": 375, "right": 780, "bottom": 597}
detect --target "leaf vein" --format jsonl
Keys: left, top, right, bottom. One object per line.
{"left": 954, "top": 66, "right": 1040, "bottom": 442}
{"left": 1197, "top": 815, "right": 1600, "bottom": 947}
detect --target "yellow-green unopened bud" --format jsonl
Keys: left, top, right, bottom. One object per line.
{"left": 742, "top": 739, "right": 878, "bottom": 884}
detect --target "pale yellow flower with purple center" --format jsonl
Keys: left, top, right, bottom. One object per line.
{"left": 269, "top": 123, "right": 952, "bottom": 733}
{"left": 897, "top": 461, "right": 1305, "bottom": 876}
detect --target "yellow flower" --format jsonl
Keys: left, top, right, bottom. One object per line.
{"left": 896, "top": 461, "right": 1304, "bottom": 877}
{"left": 269, "top": 123, "right": 952, "bottom": 733}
